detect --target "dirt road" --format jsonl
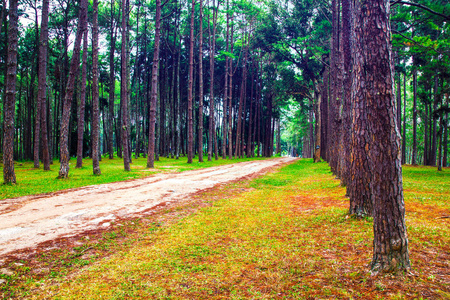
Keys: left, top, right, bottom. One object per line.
{"left": 0, "top": 157, "right": 296, "bottom": 259}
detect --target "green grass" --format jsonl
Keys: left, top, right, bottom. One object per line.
{"left": 0, "top": 155, "right": 268, "bottom": 200}
{"left": 1, "top": 160, "right": 449, "bottom": 299}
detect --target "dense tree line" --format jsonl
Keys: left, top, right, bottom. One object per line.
{"left": 1, "top": 0, "right": 283, "bottom": 181}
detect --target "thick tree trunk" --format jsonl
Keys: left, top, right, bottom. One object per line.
{"left": 340, "top": 0, "right": 351, "bottom": 184}
{"left": 362, "top": 0, "right": 410, "bottom": 274}
{"left": 146, "top": 0, "right": 161, "bottom": 168}
{"left": 38, "top": 0, "right": 50, "bottom": 171}
{"left": 58, "top": 0, "right": 87, "bottom": 179}
{"left": 76, "top": 30, "right": 88, "bottom": 168}
{"left": 3, "top": 0, "right": 19, "bottom": 184}
{"left": 348, "top": 0, "right": 371, "bottom": 217}
{"left": 92, "top": 0, "right": 101, "bottom": 175}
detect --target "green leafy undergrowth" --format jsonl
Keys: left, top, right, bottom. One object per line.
{"left": 3, "top": 160, "right": 449, "bottom": 299}
{"left": 0, "top": 156, "right": 267, "bottom": 200}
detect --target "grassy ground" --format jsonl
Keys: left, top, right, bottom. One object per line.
{"left": 1, "top": 159, "right": 449, "bottom": 299}
{"left": 0, "top": 155, "right": 268, "bottom": 200}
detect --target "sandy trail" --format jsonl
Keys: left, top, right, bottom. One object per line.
{"left": 0, "top": 157, "right": 296, "bottom": 258}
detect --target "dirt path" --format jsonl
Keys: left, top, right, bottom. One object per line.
{"left": 0, "top": 157, "right": 297, "bottom": 258}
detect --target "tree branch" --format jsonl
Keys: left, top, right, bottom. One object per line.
{"left": 391, "top": 1, "right": 450, "bottom": 21}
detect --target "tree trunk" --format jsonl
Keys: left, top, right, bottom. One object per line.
{"left": 348, "top": 0, "right": 371, "bottom": 217}
{"left": 313, "top": 85, "right": 321, "bottom": 162}
{"left": 198, "top": 0, "right": 204, "bottom": 162}
{"left": 362, "top": 0, "right": 410, "bottom": 274}
{"left": 3, "top": 0, "right": 19, "bottom": 184}
{"left": 38, "top": 0, "right": 50, "bottom": 170}
{"left": 58, "top": 0, "right": 87, "bottom": 179}
{"left": 208, "top": 0, "right": 218, "bottom": 161}
{"left": 235, "top": 38, "right": 248, "bottom": 159}
{"left": 76, "top": 30, "right": 88, "bottom": 168}
{"left": 146, "top": 0, "right": 161, "bottom": 168}
{"left": 227, "top": 9, "right": 234, "bottom": 159}
{"left": 120, "top": 0, "right": 130, "bottom": 171}
{"left": 340, "top": 0, "right": 351, "bottom": 183}
{"left": 431, "top": 75, "right": 439, "bottom": 166}
{"left": 411, "top": 68, "right": 418, "bottom": 165}
{"left": 320, "top": 68, "right": 329, "bottom": 161}
{"left": 92, "top": 0, "right": 101, "bottom": 175}
{"left": 108, "top": 0, "right": 117, "bottom": 160}
{"left": 402, "top": 73, "right": 406, "bottom": 164}
{"left": 187, "top": 0, "right": 195, "bottom": 164}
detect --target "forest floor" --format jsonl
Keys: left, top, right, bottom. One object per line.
{"left": 0, "top": 157, "right": 295, "bottom": 258}
{"left": 0, "top": 158, "right": 449, "bottom": 299}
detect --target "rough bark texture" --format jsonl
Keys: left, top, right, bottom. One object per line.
{"left": 187, "top": 0, "right": 195, "bottom": 163}
{"left": 340, "top": 0, "right": 351, "bottom": 184}
{"left": 92, "top": 0, "right": 101, "bottom": 175}
{"left": 361, "top": 0, "right": 410, "bottom": 274}
{"left": 120, "top": 0, "right": 130, "bottom": 171}
{"left": 38, "top": 0, "right": 50, "bottom": 171}
{"left": 76, "top": 30, "right": 88, "bottom": 168}
{"left": 3, "top": 0, "right": 19, "bottom": 184}
{"left": 146, "top": 0, "right": 161, "bottom": 168}
{"left": 348, "top": 0, "right": 371, "bottom": 217}
{"left": 58, "top": 0, "right": 87, "bottom": 179}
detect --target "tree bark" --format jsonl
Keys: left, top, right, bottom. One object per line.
{"left": 92, "top": 0, "right": 101, "bottom": 175}
{"left": 108, "top": 0, "right": 117, "bottom": 160}
{"left": 38, "top": 0, "right": 50, "bottom": 170}
{"left": 340, "top": 0, "right": 351, "bottom": 184}
{"left": 198, "top": 0, "right": 204, "bottom": 162}
{"left": 235, "top": 34, "right": 248, "bottom": 159}
{"left": 58, "top": 0, "right": 87, "bottom": 179}
{"left": 120, "top": 0, "right": 130, "bottom": 171}
{"left": 362, "top": 0, "right": 410, "bottom": 274}
{"left": 402, "top": 73, "right": 406, "bottom": 164}
{"left": 3, "top": 0, "right": 19, "bottom": 184}
{"left": 146, "top": 0, "right": 161, "bottom": 168}
{"left": 208, "top": 0, "right": 219, "bottom": 161}
{"left": 76, "top": 30, "right": 88, "bottom": 168}
{"left": 411, "top": 68, "right": 418, "bottom": 165}
{"left": 313, "top": 85, "right": 321, "bottom": 163}
{"left": 348, "top": 0, "right": 371, "bottom": 217}
{"left": 187, "top": 0, "right": 195, "bottom": 164}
